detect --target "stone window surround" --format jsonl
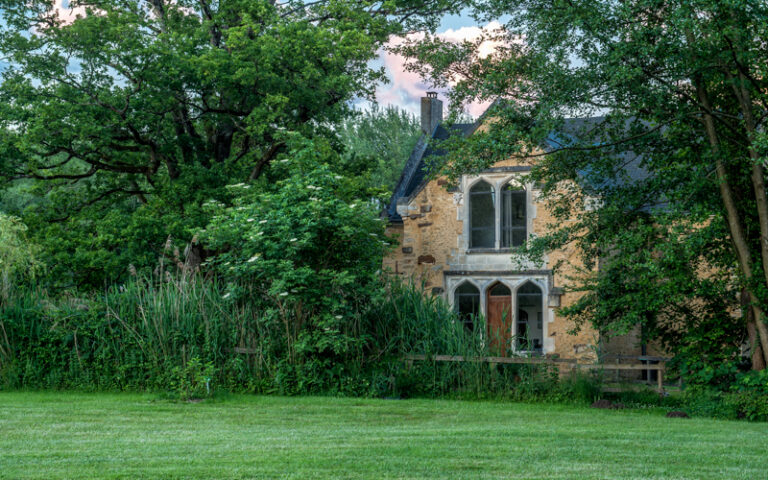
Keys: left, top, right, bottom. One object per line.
{"left": 444, "top": 273, "right": 554, "bottom": 354}
{"left": 461, "top": 170, "right": 536, "bottom": 254}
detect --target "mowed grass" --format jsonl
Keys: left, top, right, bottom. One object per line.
{"left": 0, "top": 392, "right": 766, "bottom": 480}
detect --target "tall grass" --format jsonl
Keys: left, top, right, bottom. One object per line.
{"left": 0, "top": 273, "right": 275, "bottom": 391}
{"left": 1, "top": 274, "right": 598, "bottom": 401}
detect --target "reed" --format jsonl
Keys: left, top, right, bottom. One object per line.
{"left": 0, "top": 275, "right": 593, "bottom": 401}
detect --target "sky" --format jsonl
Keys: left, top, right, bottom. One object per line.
{"left": 370, "top": 12, "right": 497, "bottom": 119}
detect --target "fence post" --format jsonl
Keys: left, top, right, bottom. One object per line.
{"left": 657, "top": 366, "right": 664, "bottom": 394}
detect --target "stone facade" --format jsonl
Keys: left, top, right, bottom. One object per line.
{"left": 382, "top": 95, "right": 665, "bottom": 364}
{"left": 384, "top": 153, "right": 604, "bottom": 361}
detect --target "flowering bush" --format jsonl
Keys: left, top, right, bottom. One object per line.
{"left": 0, "top": 214, "right": 42, "bottom": 302}
{"left": 201, "top": 140, "right": 390, "bottom": 392}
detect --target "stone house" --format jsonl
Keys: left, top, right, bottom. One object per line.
{"left": 383, "top": 93, "right": 650, "bottom": 362}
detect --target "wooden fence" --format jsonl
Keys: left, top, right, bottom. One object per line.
{"left": 403, "top": 354, "right": 668, "bottom": 393}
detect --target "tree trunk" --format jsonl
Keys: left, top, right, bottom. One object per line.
{"left": 742, "top": 288, "right": 766, "bottom": 370}
{"left": 692, "top": 77, "right": 768, "bottom": 366}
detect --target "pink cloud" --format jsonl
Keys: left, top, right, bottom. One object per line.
{"left": 53, "top": 0, "right": 87, "bottom": 24}
{"left": 375, "top": 22, "right": 504, "bottom": 119}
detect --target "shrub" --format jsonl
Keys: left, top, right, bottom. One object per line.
{"left": 171, "top": 356, "right": 216, "bottom": 401}
{"left": 0, "top": 214, "right": 42, "bottom": 303}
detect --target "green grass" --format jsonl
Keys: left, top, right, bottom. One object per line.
{"left": 0, "top": 393, "right": 766, "bottom": 479}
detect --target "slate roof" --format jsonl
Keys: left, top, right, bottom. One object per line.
{"left": 385, "top": 122, "right": 475, "bottom": 222}
{"left": 386, "top": 114, "right": 651, "bottom": 223}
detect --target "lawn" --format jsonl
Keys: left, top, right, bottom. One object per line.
{"left": 0, "top": 392, "right": 766, "bottom": 479}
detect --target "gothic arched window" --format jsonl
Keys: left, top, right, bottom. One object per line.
{"left": 454, "top": 282, "right": 480, "bottom": 330}
{"left": 469, "top": 181, "right": 496, "bottom": 248}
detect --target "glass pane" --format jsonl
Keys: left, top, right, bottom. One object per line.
{"left": 489, "top": 283, "right": 511, "bottom": 296}
{"left": 456, "top": 282, "right": 480, "bottom": 295}
{"left": 455, "top": 282, "right": 480, "bottom": 332}
{"left": 470, "top": 182, "right": 495, "bottom": 248}
{"left": 501, "top": 186, "right": 526, "bottom": 247}
{"left": 516, "top": 282, "right": 543, "bottom": 352}
{"left": 517, "top": 282, "right": 542, "bottom": 307}
{"left": 511, "top": 228, "right": 526, "bottom": 247}
{"left": 518, "top": 282, "right": 541, "bottom": 294}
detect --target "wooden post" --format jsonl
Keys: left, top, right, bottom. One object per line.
{"left": 657, "top": 367, "right": 664, "bottom": 394}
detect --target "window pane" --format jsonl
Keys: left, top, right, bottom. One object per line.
{"left": 516, "top": 282, "right": 543, "bottom": 351}
{"left": 470, "top": 181, "right": 495, "bottom": 248}
{"left": 489, "top": 282, "right": 511, "bottom": 296}
{"left": 454, "top": 282, "right": 480, "bottom": 332}
{"left": 501, "top": 186, "right": 526, "bottom": 247}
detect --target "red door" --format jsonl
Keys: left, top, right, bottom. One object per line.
{"left": 486, "top": 283, "right": 512, "bottom": 355}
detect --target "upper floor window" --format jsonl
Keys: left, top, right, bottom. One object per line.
{"left": 468, "top": 178, "right": 528, "bottom": 250}
{"left": 469, "top": 181, "right": 496, "bottom": 248}
{"left": 501, "top": 185, "right": 526, "bottom": 247}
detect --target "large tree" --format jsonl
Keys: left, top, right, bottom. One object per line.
{"left": 0, "top": 0, "right": 457, "bottom": 287}
{"left": 337, "top": 104, "right": 420, "bottom": 192}
{"left": 396, "top": 0, "right": 768, "bottom": 375}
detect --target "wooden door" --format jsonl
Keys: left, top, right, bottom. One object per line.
{"left": 486, "top": 283, "right": 512, "bottom": 355}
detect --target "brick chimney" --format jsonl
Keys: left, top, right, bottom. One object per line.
{"left": 421, "top": 92, "right": 443, "bottom": 135}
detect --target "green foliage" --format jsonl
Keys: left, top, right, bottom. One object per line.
{"left": 337, "top": 104, "right": 421, "bottom": 191}
{"left": 0, "top": 274, "right": 255, "bottom": 391}
{"left": 170, "top": 356, "right": 216, "bottom": 401}
{"left": 0, "top": 0, "right": 459, "bottom": 288}
{"left": 1, "top": 271, "right": 605, "bottom": 405}
{"left": 201, "top": 138, "right": 390, "bottom": 393}
{"left": 678, "top": 388, "right": 768, "bottom": 422}
{"left": 0, "top": 214, "right": 41, "bottom": 302}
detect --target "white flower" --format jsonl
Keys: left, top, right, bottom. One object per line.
{"left": 247, "top": 254, "right": 260, "bottom": 263}
{"left": 350, "top": 204, "right": 356, "bottom": 209}
{"left": 259, "top": 219, "right": 268, "bottom": 224}
{"left": 247, "top": 218, "right": 255, "bottom": 222}
{"left": 335, "top": 315, "right": 343, "bottom": 319}
{"left": 310, "top": 197, "right": 319, "bottom": 201}
{"left": 334, "top": 175, "right": 343, "bottom": 180}
{"left": 369, "top": 233, "right": 377, "bottom": 237}
{"left": 279, "top": 292, "right": 289, "bottom": 297}
{"left": 290, "top": 238, "right": 298, "bottom": 242}
{"left": 223, "top": 293, "right": 231, "bottom": 299}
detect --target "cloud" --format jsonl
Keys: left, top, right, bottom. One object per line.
{"left": 374, "top": 21, "right": 504, "bottom": 119}
{"left": 53, "top": 0, "right": 87, "bottom": 24}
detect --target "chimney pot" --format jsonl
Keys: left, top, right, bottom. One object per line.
{"left": 421, "top": 93, "right": 443, "bottom": 135}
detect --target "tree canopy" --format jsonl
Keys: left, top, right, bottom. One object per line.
{"left": 0, "top": 0, "right": 458, "bottom": 287}
{"left": 396, "top": 0, "right": 768, "bottom": 375}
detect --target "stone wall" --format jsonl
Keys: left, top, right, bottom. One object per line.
{"left": 383, "top": 154, "right": 603, "bottom": 361}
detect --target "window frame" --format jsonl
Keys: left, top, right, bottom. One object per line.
{"left": 466, "top": 176, "right": 530, "bottom": 252}
{"left": 468, "top": 180, "right": 497, "bottom": 249}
